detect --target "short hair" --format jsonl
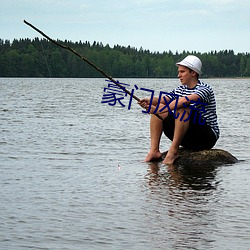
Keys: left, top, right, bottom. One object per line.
{"left": 188, "top": 68, "right": 199, "bottom": 78}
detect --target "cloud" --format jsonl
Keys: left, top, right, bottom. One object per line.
{"left": 133, "top": 0, "right": 167, "bottom": 5}
{"left": 206, "top": 0, "right": 237, "bottom": 4}
{"left": 1, "top": 0, "right": 250, "bottom": 53}
{"left": 199, "top": 0, "right": 250, "bottom": 10}
{"left": 79, "top": 3, "right": 89, "bottom": 10}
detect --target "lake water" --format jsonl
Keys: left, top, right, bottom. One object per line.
{"left": 0, "top": 78, "right": 250, "bottom": 250}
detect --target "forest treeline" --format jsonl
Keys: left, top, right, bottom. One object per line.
{"left": 0, "top": 38, "right": 250, "bottom": 78}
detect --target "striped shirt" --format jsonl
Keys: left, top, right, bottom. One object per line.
{"left": 165, "top": 80, "right": 220, "bottom": 139}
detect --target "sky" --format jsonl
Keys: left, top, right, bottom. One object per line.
{"left": 1, "top": 0, "right": 250, "bottom": 53}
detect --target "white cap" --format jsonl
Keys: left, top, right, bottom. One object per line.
{"left": 176, "top": 55, "right": 202, "bottom": 75}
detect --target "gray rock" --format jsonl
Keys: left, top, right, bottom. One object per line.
{"left": 161, "top": 148, "right": 238, "bottom": 166}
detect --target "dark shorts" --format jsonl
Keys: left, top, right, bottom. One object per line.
{"left": 163, "top": 112, "right": 217, "bottom": 150}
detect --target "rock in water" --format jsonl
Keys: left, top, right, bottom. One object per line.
{"left": 161, "top": 148, "right": 238, "bottom": 166}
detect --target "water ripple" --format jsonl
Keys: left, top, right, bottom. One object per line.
{"left": 0, "top": 78, "right": 250, "bottom": 250}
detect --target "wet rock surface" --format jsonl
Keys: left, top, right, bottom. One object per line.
{"left": 161, "top": 148, "right": 238, "bottom": 166}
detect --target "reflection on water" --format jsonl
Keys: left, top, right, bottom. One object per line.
{"left": 144, "top": 162, "right": 221, "bottom": 249}
{"left": 1, "top": 78, "right": 250, "bottom": 250}
{"left": 147, "top": 162, "right": 219, "bottom": 191}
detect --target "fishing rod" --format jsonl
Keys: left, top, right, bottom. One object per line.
{"left": 23, "top": 20, "right": 163, "bottom": 120}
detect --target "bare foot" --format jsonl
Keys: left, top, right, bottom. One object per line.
{"left": 144, "top": 151, "right": 162, "bottom": 162}
{"left": 163, "top": 149, "right": 179, "bottom": 165}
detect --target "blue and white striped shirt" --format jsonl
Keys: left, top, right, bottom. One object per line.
{"left": 165, "top": 80, "right": 220, "bottom": 139}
